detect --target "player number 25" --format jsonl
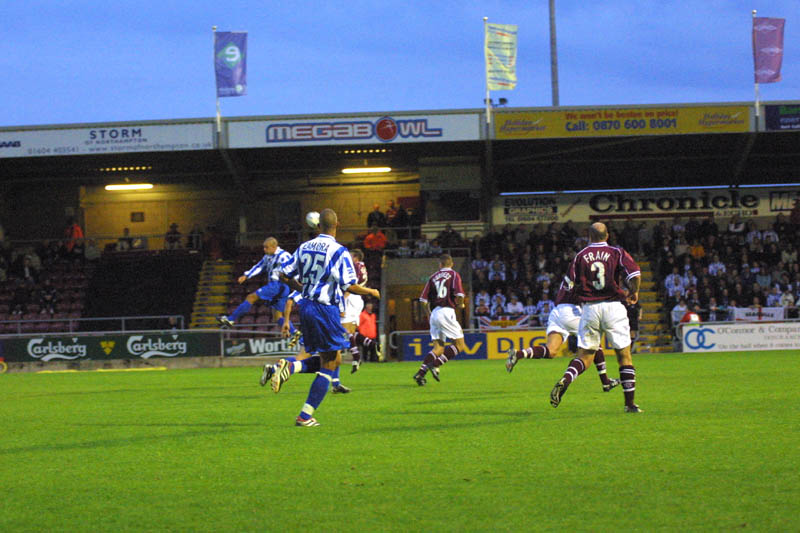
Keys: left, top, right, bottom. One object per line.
{"left": 590, "top": 261, "right": 606, "bottom": 290}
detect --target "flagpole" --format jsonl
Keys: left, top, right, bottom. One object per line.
{"left": 752, "top": 10, "right": 760, "bottom": 131}
{"left": 213, "top": 25, "right": 222, "bottom": 145}
{"left": 483, "top": 17, "right": 492, "bottom": 127}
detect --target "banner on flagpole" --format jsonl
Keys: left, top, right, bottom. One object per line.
{"left": 215, "top": 31, "right": 248, "bottom": 97}
{"left": 485, "top": 23, "right": 518, "bottom": 90}
{"left": 752, "top": 17, "right": 785, "bottom": 83}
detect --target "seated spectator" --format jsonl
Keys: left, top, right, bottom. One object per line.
{"left": 671, "top": 298, "right": 688, "bottom": 327}
{"left": 474, "top": 302, "right": 491, "bottom": 318}
{"left": 707, "top": 297, "right": 721, "bottom": 321}
{"left": 492, "top": 289, "right": 507, "bottom": 309}
{"left": 745, "top": 221, "right": 762, "bottom": 244}
{"left": 688, "top": 239, "right": 706, "bottom": 260}
{"left": 780, "top": 288, "right": 797, "bottom": 318}
{"left": 428, "top": 239, "right": 443, "bottom": 256}
{"left": 727, "top": 214, "right": 745, "bottom": 235}
{"left": 413, "top": 235, "right": 430, "bottom": 257}
{"left": 708, "top": 254, "right": 726, "bottom": 277}
{"left": 118, "top": 227, "right": 134, "bottom": 251}
{"left": 523, "top": 296, "right": 537, "bottom": 316}
{"left": 774, "top": 212, "right": 792, "bottom": 238}
{"left": 10, "top": 279, "right": 33, "bottom": 316}
{"left": 490, "top": 301, "right": 505, "bottom": 318}
{"left": 165, "top": 223, "right": 182, "bottom": 249}
{"left": 537, "top": 300, "right": 554, "bottom": 327}
{"left": 474, "top": 288, "right": 491, "bottom": 309}
{"left": 37, "top": 278, "right": 59, "bottom": 315}
{"left": 394, "top": 239, "right": 412, "bottom": 258}
{"left": 11, "top": 254, "right": 40, "bottom": 283}
{"left": 505, "top": 294, "right": 524, "bottom": 316}
{"left": 766, "top": 286, "right": 782, "bottom": 307}
{"left": 84, "top": 239, "right": 101, "bottom": 263}
{"left": 727, "top": 299, "right": 739, "bottom": 320}
{"left": 471, "top": 250, "right": 489, "bottom": 275}
{"left": 437, "top": 224, "right": 462, "bottom": 249}
{"left": 488, "top": 255, "right": 506, "bottom": 282}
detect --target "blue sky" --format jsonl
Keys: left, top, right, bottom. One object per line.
{"left": 2, "top": 1, "right": 797, "bottom": 127}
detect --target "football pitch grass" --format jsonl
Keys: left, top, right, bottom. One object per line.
{"left": 1, "top": 351, "right": 798, "bottom": 532}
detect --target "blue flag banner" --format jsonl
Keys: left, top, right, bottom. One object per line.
{"left": 214, "top": 31, "right": 247, "bottom": 97}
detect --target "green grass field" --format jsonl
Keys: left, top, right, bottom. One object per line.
{"left": 1, "top": 350, "right": 799, "bottom": 532}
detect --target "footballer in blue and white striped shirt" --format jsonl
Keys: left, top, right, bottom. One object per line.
{"left": 276, "top": 209, "right": 379, "bottom": 427}
{"left": 216, "top": 237, "right": 300, "bottom": 342}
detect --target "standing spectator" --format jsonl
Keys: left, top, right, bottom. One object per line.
{"left": 358, "top": 302, "right": 379, "bottom": 361}
{"left": 774, "top": 212, "right": 792, "bottom": 238}
{"left": 766, "top": 286, "right": 782, "bottom": 308}
{"left": 523, "top": 296, "right": 537, "bottom": 316}
{"left": 188, "top": 224, "right": 204, "bottom": 250}
{"left": 385, "top": 200, "right": 398, "bottom": 227}
{"left": 790, "top": 199, "right": 800, "bottom": 228}
{"left": 12, "top": 254, "right": 39, "bottom": 283}
{"left": 470, "top": 250, "right": 489, "bottom": 276}
{"left": 393, "top": 204, "right": 409, "bottom": 238}
{"left": 363, "top": 227, "right": 388, "bottom": 253}
{"left": 37, "top": 278, "right": 59, "bottom": 315}
{"left": 63, "top": 217, "right": 84, "bottom": 259}
{"left": 165, "top": 223, "right": 182, "bottom": 250}
{"left": 707, "top": 297, "right": 720, "bottom": 321}
{"left": 437, "top": 224, "right": 462, "bottom": 249}
{"left": 366, "top": 203, "right": 387, "bottom": 228}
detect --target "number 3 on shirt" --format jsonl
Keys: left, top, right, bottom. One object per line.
{"left": 590, "top": 261, "right": 606, "bottom": 290}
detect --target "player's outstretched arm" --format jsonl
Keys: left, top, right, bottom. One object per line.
{"left": 347, "top": 284, "right": 380, "bottom": 300}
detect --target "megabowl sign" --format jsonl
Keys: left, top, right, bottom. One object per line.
{"left": 227, "top": 113, "right": 481, "bottom": 148}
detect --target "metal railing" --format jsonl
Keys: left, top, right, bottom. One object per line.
{"left": 0, "top": 314, "right": 184, "bottom": 335}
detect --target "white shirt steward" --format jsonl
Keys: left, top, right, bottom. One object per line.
{"left": 281, "top": 234, "right": 356, "bottom": 354}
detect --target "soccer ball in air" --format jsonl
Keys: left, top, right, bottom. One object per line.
{"left": 305, "top": 211, "right": 320, "bottom": 228}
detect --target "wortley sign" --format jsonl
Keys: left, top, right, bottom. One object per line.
{"left": 0, "top": 332, "right": 220, "bottom": 363}
{"left": 493, "top": 186, "right": 800, "bottom": 224}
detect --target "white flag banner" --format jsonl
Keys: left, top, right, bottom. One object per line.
{"left": 731, "top": 306, "right": 785, "bottom": 321}
{"left": 485, "top": 23, "right": 518, "bottom": 90}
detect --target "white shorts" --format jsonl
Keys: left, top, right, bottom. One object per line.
{"left": 429, "top": 306, "right": 464, "bottom": 343}
{"left": 547, "top": 304, "right": 582, "bottom": 341}
{"left": 577, "top": 301, "right": 631, "bottom": 350}
{"left": 341, "top": 293, "right": 364, "bottom": 325}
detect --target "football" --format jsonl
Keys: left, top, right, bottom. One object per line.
{"left": 305, "top": 211, "right": 320, "bottom": 228}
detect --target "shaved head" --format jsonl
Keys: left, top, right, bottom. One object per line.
{"left": 439, "top": 253, "right": 453, "bottom": 267}
{"left": 263, "top": 237, "right": 278, "bottom": 254}
{"left": 319, "top": 208, "right": 338, "bottom": 232}
{"left": 589, "top": 222, "right": 608, "bottom": 243}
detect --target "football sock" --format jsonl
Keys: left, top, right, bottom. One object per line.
{"left": 332, "top": 366, "right": 341, "bottom": 388}
{"left": 418, "top": 352, "right": 437, "bottom": 375}
{"left": 228, "top": 300, "right": 252, "bottom": 322}
{"left": 355, "top": 332, "right": 375, "bottom": 349}
{"left": 520, "top": 345, "right": 549, "bottom": 359}
{"left": 434, "top": 344, "right": 459, "bottom": 367}
{"left": 299, "top": 368, "right": 334, "bottom": 421}
{"left": 620, "top": 365, "right": 636, "bottom": 407}
{"left": 562, "top": 358, "right": 586, "bottom": 389}
{"left": 349, "top": 334, "right": 361, "bottom": 362}
{"left": 593, "top": 349, "right": 611, "bottom": 386}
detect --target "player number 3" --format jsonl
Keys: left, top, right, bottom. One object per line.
{"left": 590, "top": 261, "right": 606, "bottom": 290}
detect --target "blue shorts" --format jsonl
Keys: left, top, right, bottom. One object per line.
{"left": 298, "top": 299, "right": 349, "bottom": 355}
{"left": 256, "top": 281, "right": 290, "bottom": 312}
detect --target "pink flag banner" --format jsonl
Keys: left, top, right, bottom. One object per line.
{"left": 752, "top": 17, "right": 785, "bottom": 83}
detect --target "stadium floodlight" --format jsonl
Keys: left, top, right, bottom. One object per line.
{"left": 104, "top": 183, "right": 154, "bottom": 191}
{"left": 341, "top": 167, "right": 391, "bottom": 174}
